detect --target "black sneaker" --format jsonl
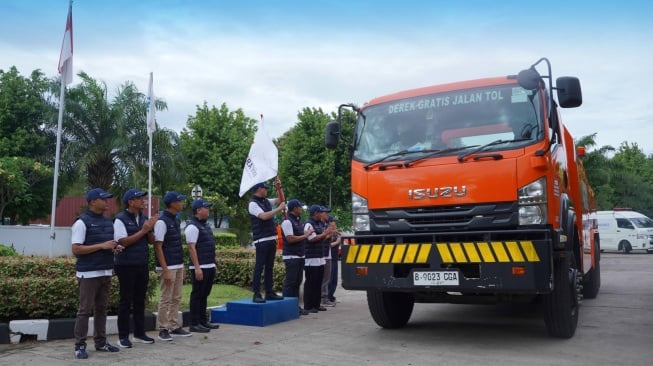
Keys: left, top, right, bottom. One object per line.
{"left": 117, "top": 338, "right": 132, "bottom": 348}
{"left": 189, "top": 324, "right": 210, "bottom": 333}
{"left": 307, "top": 308, "right": 319, "bottom": 313}
{"left": 133, "top": 334, "right": 155, "bottom": 344}
{"left": 265, "top": 292, "right": 284, "bottom": 301}
{"left": 75, "top": 345, "right": 88, "bottom": 359}
{"left": 170, "top": 327, "right": 192, "bottom": 337}
{"left": 299, "top": 308, "right": 310, "bottom": 316}
{"left": 200, "top": 322, "right": 220, "bottom": 329}
{"left": 158, "top": 329, "right": 172, "bottom": 342}
{"left": 95, "top": 342, "right": 119, "bottom": 352}
{"left": 253, "top": 293, "right": 266, "bottom": 303}
{"left": 317, "top": 306, "right": 327, "bottom": 311}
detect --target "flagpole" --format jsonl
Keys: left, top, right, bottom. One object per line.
{"left": 148, "top": 129, "right": 153, "bottom": 218}
{"left": 49, "top": 77, "right": 66, "bottom": 258}
{"left": 146, "top": 72, "right": 154, "bottom": 217}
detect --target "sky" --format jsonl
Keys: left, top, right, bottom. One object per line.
{"left": 1, "top": 0, "right": 652, "bottom": 153}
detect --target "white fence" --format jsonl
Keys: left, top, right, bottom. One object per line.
{"left": 0, "top": 226, "right": 72, "bottom": 257}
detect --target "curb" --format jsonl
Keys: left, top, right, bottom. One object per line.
{"left": 2, "top": 312, "right": 187, "bottom": 344}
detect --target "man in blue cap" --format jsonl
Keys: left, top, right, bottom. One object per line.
{"left": 186, "top": 199, "right": 220, "bottom": 333}
{"left": 153, "top": 191, "right": 191, "bottom": 340}
{"left": 280, "top": 199, "right": 314, "bottom": 315}
{"left": 248, "top": 181, "right": 286, "bottom": 303}
{"left": 72, "top": 188, "right": 120, "bottom": 359}
{"left": 303, "top": 205, "right": 334, "bottom": 313}
{"left": 113, "top": 189, "right": 159, "bottom": 348}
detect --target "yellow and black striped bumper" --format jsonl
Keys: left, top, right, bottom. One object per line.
{"left": 344, "top": 241, "right": 541, "bottom": 264}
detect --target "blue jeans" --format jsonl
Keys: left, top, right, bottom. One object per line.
{"left": 252, "top": 239, "right": 277, "bottom": 294}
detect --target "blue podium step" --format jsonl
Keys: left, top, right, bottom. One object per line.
{"left": 210, "top": 297, "right": 299, "bottom": 327}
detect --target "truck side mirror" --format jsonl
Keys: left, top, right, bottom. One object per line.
{"left": 517, "top": 68, "right": 541, "bottom": 90}
{"left": 325, "top": 121, "right": 341, "bottom": 150}
{"left": 556, "top": 77, "right": 582, "bottom": 108}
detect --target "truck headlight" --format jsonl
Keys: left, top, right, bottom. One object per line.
{"left": 352, "top": 193, "right": 370, "bottom": 232}
{"left": 518, "top": 177, "right": 547, "bottom": 225}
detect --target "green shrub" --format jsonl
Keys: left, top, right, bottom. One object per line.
{"left": 0, "top": 256, "right": 158, "bottom": 322}
{"left": 215, "top": 248, "right": 284, "bottom": 292}
{"left": 0, "top": 244, "right": 18, "bottom": 257}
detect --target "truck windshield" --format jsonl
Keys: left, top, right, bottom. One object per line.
{"left": 631, "top": 217, "right": 653, "bottom": 228}
{"left": 353, "top": 84, "right": 542, "bottom": 162}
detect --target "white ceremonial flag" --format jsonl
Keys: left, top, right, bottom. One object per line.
{"left": 146, "top": 72, "right": 155, "bottom": 136}
{"left": 239, "top": 115, "right": 278, "bottom": 197}
{"left": 58, "top": 1, "right": 73, "bottom": 85}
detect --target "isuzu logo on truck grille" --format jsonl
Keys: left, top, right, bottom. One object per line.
{"left": 408, "top": 186, "right": 467, "bottom": 200}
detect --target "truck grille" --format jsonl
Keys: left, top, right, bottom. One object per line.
{"left": 370, "top": 202, "right": 520, "bottom": 233}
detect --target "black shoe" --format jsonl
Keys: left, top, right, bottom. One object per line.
{"left": 201, "top": 322, "right": 220, "bottom": 329}
{"left": 265, "top": 292, "right": 284, "bottom": 301}
{"left": 75, "top": 344, "right": 88, "bottom": 359}
{"left": 133, "top": 334, "right": 155, "bottom": 344}
{"left": 317, "top": 306, "right": 327, "bottom": 311}
{"left": 95, "top": 342, "right": 120, "bottom": 352}
{"left": 299, "top": 308, "right": 310, "bottom": 316}
{"left": 253, "top": 293, "right": 266, "bottom": 303}
{"left": 189, "top": 324, "right": 210, "bottom": 333}
{"left": 158, "top": 330, "right": 172, "bottom": 341}
{"left": 170, "top": 327, "right": 192, "bottom": 337}
{"left": 307, "top": 308, "right": 319, "bottom": 313}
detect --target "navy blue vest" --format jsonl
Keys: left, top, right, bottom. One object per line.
{"left": 156, "top": 210, "right": 184, "bottom": 268}
{"left": 305, "top": 217, "right": 325, "bottom": 259}
{"left": 75, "top": 210, "right": 115, "bottom": 272}
{"left": 249, "top": 196, "right": 277, "bottom": 241}
{"left": 282, "top": 213, "right": 305, "bottom": 257}
{"left": 187, "top": 216, "right": 216, "bottom": 268}
{"left": 114, "top": 209, "right": 149, "bottom": 266}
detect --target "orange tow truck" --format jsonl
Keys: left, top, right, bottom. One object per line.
{"left": 325, "top": 58, "right": 600, "bottom": 338}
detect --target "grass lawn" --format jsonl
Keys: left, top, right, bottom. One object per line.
{"left": 148, "top": 284, "right": 252, "bottom": 312}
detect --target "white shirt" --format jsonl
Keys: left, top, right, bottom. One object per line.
{"left": 248, "top": 198, "right": 278, "bottom": 244}
{"left": 281, "top": 219, "right": 303, "bottom": 260}
{"left": 71, "top": 219, "right": 113, "bottom": 279}
{"left": 304, "top": 222, "right": 325, "bottom": 267}
{"left": 153, "top": 218, "right": 182, "bottom": 270}
{"left": 184, "top": 224, "right": 216, "bottom": 269}
{"left": 113, "top": 219, "right": 128, "bottom": 242}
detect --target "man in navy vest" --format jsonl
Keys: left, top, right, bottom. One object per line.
{"left": 248, "top": 181, "right": 286, "bottom": 303}
{"left": 186, "top": 199, "right": 220, "bottom": 333}
{"left": 281, "top": 199, "right": 314, "bottom": 315}
{"left": 113, "top": 189, "right": 158, "bottom": 348}
{"left": 154, "top": 191, "right": 191, "bottom": 341}
{"left": 326, "top": 216, "right": 342, "bottom": 305}
{"left": 303, "top": 205, "right": 334, "bottom": 313}
{"left": 72, "top": 188, "right": 120, "bottom": 359}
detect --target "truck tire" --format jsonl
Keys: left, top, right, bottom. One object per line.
{"left": 543, "top": 253, "right": 579, "bottom": 338}
{"left": 582, "top": 240, "right": 601, "bottom": 299}
{"left": 619, "top": 241, "right": 632, "bottom": 254}
{"left": 366, "top": 290, "right": 414, "bottom": 329}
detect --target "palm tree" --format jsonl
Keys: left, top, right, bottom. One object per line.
{"left": 61, "top": 71, "right": 180, "bottom": 195}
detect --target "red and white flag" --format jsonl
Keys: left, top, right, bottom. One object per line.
{"left": 238, "top": 115, "right": 278, "bottom": 197}
{"left": 58, "top": 1, "right": 73, "bottom": 85}
{"left": 146, "top": 72, "right": 155, "bottom": 136}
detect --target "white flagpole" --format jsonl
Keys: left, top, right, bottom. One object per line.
{"left": 146, "top": 72, "right": 154, "bottom": 217}
{"left": 49, "top": 78, "right": 66, "bottom": 258}
{"left": 50, "top": 0, "right": 73, "bottom": 258}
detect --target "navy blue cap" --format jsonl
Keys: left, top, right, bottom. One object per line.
{"left": 287, "top": 199, "right": 304, "bottom": 211}
{"left": 328, "top": 215, "right": 337, "bottom": 222}
{"left": 86, "top": 188, "right": 113, "bottom": 202}
{"left": 163, "top": 191, "right": 187, "bottom": 206}
{"left": 191, "top": 199, "right": 213, "bottom": 211}
{"left": 122, "top": 189, "right": 147, "bottom": 204}
{"left": 251, "top": 182, "right": 271, "bottom": 191}
{"left": 309, "top": 205, "right": 323, "bottom": 215}
{"left": 320, "top": 205, "right": 331, "bottom": 213}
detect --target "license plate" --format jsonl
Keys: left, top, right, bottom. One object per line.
{"left": 413, "top": 271, "right": 459, "bottom": 286}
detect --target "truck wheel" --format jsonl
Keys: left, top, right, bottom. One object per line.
{"left": 366, "top": 290, "right": 414, "bottom": 329}
{"left": 582, "top": 240, "right": 601, "bottom": 299}
{"left": 619, "top": 241, "right": 632, "bottom": 254}
{"left": 543, "top": 254, "right": 579, "bottom": 338}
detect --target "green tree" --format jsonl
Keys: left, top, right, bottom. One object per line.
{"left": 0, "top": 157, "right": 53, "bottom": 224}
{"left": 61, "top": 71, "right": 172, "bottom": 195}
{"left": 0, "top": 67, "right": 57, "bottom": 159}
{"left": 179, "top": 102, "right": 257, "bottom": 244}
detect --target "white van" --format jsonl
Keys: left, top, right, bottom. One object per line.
{"left": 596, "top": 210, "right": 653, "bottom": 253}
